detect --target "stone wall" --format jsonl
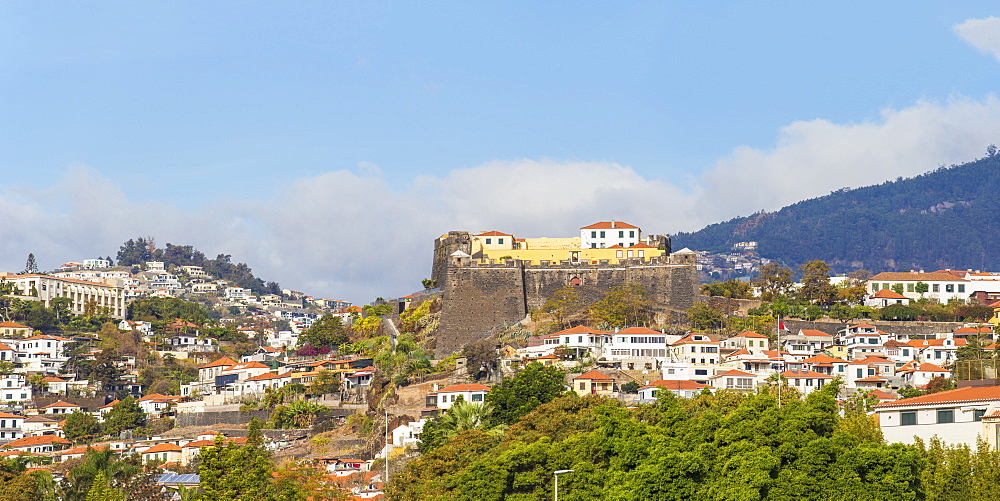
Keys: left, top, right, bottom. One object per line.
{"left": 434, "top": 251, "right": 699, "bottom": 357}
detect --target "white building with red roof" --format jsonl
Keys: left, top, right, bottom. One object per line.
{"left": 896, "top": 363, "right": 951, "bottom": 388}
{"left": 137, "top": 394, "right": 182, "bottom": 417}
{"left": 601, "top": 327, "right": 675, "bottom": 370}
{"left": 426, "top": 383, "right": 491, "bottom": 409}
{"left": 875, "top": 385, "right": 1000, "bottom": 446}
{"left": 867, "top": 271, "right": 972, "bottom": 303}
{"left": 544, "top": 325, "right": 611, "bottom": 359}
{"left": 41, "top": 400, "right": 81, "bottom": 415}
{"left": 638, "top": 379, "right": 711, "bottom": 400}
{"left": 708, "top": 369, "right": 759, "bottom": 391}
{"left": 580, "top": 221, "right": 640, "bottom": 249}
{"left": 780, "top": 369, "right": 833, "bottom": 395}
{"left": 141, "top": 442, "right": 183, "bottom": 464}
{"left": 865, "top": 289, "right": 911, "bottom": 308}
{"left": 721, "top": 331, "right": 770, "bottom": 351}
{"left": 1, "top": 434, "right": 71, "bottom": 453}
{"left": 241, "top": 371, "right": 293, "bottom": 395}
{"left": 781, "top": 329, "right": 835, "bottom": 356}
{"left": 663, "top": 333, "right": 723, "bottom": 383}
{"left": 0, "top": 412, "right": 24, "bottom": 445}
{"left": 905, "top": 337, "right": 965, "bottom": 365}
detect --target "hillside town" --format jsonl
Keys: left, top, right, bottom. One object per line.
{"left": 3, "top": 224, "right": 1000, "bottom": 498}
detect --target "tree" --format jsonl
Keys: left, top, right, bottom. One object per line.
{"left": 587, "top": 283, "right": 653, "bottom": 328}
{"left": 298, "top": 315, "right": 348, "bottom": 349}
{"left": 485, "top": 362, "right": 565, "bottom": 426}
{"left": 753, "top": 263, "right": 793, "bottom": 301}
{"left": 420, "top": 400, "right": 503, "bottom": 452}
{"left": 101, "top": 396, "right": 146, "bottom": 437}
{"left": 64, "top": 411, "right": 101, "bottom": 443}
{"left": 836, "top": 269, "right": 872, "bottom": 305}
{"left": 701, "top": 280, "right": 753, "bottom": 299}
{"left": 891, "top": 283, "right": 905, "bottom": 295}
{"left": 22, "top": 254, "right": 38, "bottom": 275}
{"left": 85, "top": 472, "right": 125, "bottom": 501}
{"left": 462, "top": 338, "right": 499, "bottom": 381}
{"left": 541, "top": 286, "right": 584, "bottom": 329}
{"left": 915, "top": 281, "right": 929, "bottom": 297}
{"left": 199, "top": 418, "right": 274, "bottom": 500}
{"left": 687, "top": 302, "right": 726, "bottom": 330}
{"left": 798, "top": 260, "right": 836, "bottom": 304}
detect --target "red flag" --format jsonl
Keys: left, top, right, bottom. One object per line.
{"left": 778, "top": 320, "right": 786, "bottom": 331}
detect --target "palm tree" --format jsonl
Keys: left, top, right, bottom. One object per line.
{"left": 436, "top": 400, "right": 505, "bottom": 440}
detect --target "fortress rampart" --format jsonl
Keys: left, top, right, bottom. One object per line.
{"left": 432, "top": 231, "right": 698, "bottom": 357}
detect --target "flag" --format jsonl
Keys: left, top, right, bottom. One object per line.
{"left": 778, "top": 319, "right": 786, "bottom": 331}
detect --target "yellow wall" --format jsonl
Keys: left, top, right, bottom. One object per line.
{"left": 480, "top": 246, "right": 664, "bottom": 265}
{"left": 518, "top": 237, "right": 581, "bottom": 249}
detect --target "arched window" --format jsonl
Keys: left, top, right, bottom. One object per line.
{"left": 570, "top": 277, "right": 581, "bottom": 286}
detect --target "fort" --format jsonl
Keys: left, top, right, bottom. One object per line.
{"left": 430, "top": 222, "right": 699, "bottom": 357}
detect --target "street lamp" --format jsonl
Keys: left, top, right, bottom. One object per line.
{"left": 554, "top": 469, "right": 574, "bottom": 501}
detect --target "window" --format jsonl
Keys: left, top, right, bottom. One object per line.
{"left": 485, "top": 238, "right": 491, "bottom": 244}
{"left": 937, "top": 409, "right": 954, "bottom": 423}
{"left": 959, "top": 284, "right": 965, "bottom": 293}
{"left": 630, "top": 231, "right": 635, "bottom": 238}
{"left": 933, "top": 284, "right": 940, "bottom": 292}
{"left": 903, "top": 349, "right": 909, "bottom": 356}
{"left": 857, "top": 369, "right": 863, "bottom": 378}
{"left": 627, "top": 250, "right": 633, "bottom": 258}
{"left": 599, "top": 231, "right": 605, "bottom": 238}
{"left": 498, "top": 238, "right": 504, "bottom": 244}
{"left": 806, "top": 379, "right": 813, "bottom": 386}
{"left": 901, "top": 412, "right": 917, "bottom": 426}
{"left": 472, "top": 394, "right": 483, "bottom": 402}
{"left": 638, "top": 250, "right": 644, "bottom": 257}
{"left": 619, "top": 231, "right": 624, "bottom": 237}
{"left": 872, "top": 284, "right": 879, "bottom": 292}
{"left": 578, "top": 382, "right": 586, "bottom": 390}
{"left": 695, "top": 369, "right": 708, "bottom": 376}
{"left": 946, "top": 284, "right": 954, "bottom": 293}
{"left": 591, "top": 231, "right": 597, "bottom": 238}
{"left": 974, "top": 409, "right": 986, "bottom": 421}
{"left": 907, "top": 283, "right": 914, "bottom": 292}
{"left": 616, "top": 250, "right": 623, "bottom": 258}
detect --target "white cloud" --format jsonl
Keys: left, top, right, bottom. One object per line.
{"left": 4, "top": 96, "right": 1000, "bottom": 302}
{"left": 955, "top": 17, "right": 1000, "bottom": 61}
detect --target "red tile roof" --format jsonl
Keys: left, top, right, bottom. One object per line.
{"left": 732, "top": 331, "right": 768, "bottom": 339}
{"left": 954, "top": 327, "right": 993, "bottom": 334}
{"left": 2, "top": 435, "right": 71, "bottom": 448}
{"left": 870, "top": 271, "right": 968, "bottom": 282}
{"left": 475, "top": 231, "right": 512, "bottom": 237}
{"left": 712, "top": 369, "right": 756, "bottom": 378}
{"left": 199, "top": 357, "right": 238, "bottom": 369}
{"left": 875, "top": 385, "right": 1000, "bottom": 408}
{"left": 872, "top": 289, "right": 908, "bottom": 299}
{"left": 551, "top": 325, "right": 609, "bottom": 335}
{"left": 143, "top": 443, "right": 182, "bottom": 454}
{"left": 616, "top": 327, "right": 663, "bottom": 335}
{"left": 673, "top": 333, "right": 717, "bottom": 345}
{"left": 798, "top": 329, "right": 833, "bottom": 337}
{"left": 0, "top": 321, "right": 29, "bottom": 329}
{"left": 41, "top": 400, "right": 80, "bottom": 409}
{"left": 780, "top": 369, "right": 833, "bottom": 378}
{"left": 437, "top": 383, "right": 491, "bottom": 393}
{"left": 641, "top": 380, "right": 710, "bottom": 390}
{"left": 801, "top": 354, "right": 848, "bottom": 364}
{"left": 574, "top": 370, "right": 614, "bottom": 381}
{"left": 905, "top": 338, "right": 967, "bottom": 348}
{"left": 581, "top": 221, "right": 639, "bottom": 230}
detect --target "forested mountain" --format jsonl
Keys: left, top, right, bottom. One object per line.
{"left": 115, "top": 238, "right": 280, "bottom": 295}
{"left": 673, "top": 153, "right": 1000, "bottom": 274}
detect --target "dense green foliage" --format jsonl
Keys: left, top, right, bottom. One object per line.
{"left": 674, "top": 154, "right": 1000, "bottom": 274}
{"left": 389, "top": 384, "right": 956, "bottom": 500}
{"left": 101, "top": 396, "right": 147, "bottom": 437}
{"left": 127, "top": 297, "right": 210, "bottom": 324}
{"left": 297, "top": 314, "right": 349, "bottom": 349}
{"left": 116, "top": 239, "right": 279, "bottom": 294}
{"left": 484, "top": 362, "right": 566, "bottom": 427}
{"left": 199, "top": 419, "right": 274, "bottom": 500}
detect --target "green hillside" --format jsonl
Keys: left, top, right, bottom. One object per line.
{"left": 673, "top": 153, "right": 1000, "bottom": 274}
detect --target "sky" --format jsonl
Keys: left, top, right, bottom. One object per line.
{"left": 3, "top": 3, "right": 1000, "bottom": 304}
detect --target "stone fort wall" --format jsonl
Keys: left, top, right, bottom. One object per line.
{"left": 433, "top": 232, "right": 698, "bottom": 357}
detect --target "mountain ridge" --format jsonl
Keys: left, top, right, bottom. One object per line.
{"left": 672, "top": 153, "right": 1000, "bottom": 274}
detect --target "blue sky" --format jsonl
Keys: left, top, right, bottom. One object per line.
{"left": 3, "top": 3, "right": 1000, "bottom": 303}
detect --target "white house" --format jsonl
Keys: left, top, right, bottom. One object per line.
{"left": 637, "top": 380, "right": 711, "bottom": 401}
{"left": 865, "top": 289, "right": 911, "bottom": 308}
{"left": 838, "top": 324, "right": 886, "bottom": 360}
{"left": 780, "top": 369, "right": 832, "bottom": 396}
{"left": 0, "top": 374, "right": 31, "bottom": 404}
{"left": 782, "top": 330, "right": 835, "bottom": 356}
{"left": 905, "top": 338, "right": 965, "bottom": 366}
{"left": 427, "top": 383, "right": 490, "bottom": 409}
{"left": 875, "top": 385, "right": 1000, "bottom": 446}
{"left": 0, "top": 434, "right": 71, "bottom": 453}
{"left": 580, "top": 221, "right": 640, "bottom": 249}
{"left": 897, "top": 363, "right": 951, "bottom": 388}
{"left": 708, "top": 369, "right": 759, "bottom": 391}
{"left": 0, "top": 412, "right": 25, "bottom": 444}
{"left": 601, "top": 327, "right": 675, "bottom": 370}
{"left": 545, "top": 325, "right": 611, "bottom": 360}
{"left": 722, "top": 331, "right": 770, "bottom": 351}
{"left": 867, "top": 271, "right": 971, "bottom": 303}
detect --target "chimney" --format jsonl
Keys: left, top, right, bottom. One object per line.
{"left": 432, "top": 383, "right": 439, "bottom": 391}
{"left": 611, "top": 220, "right": 616, "bottom": 228}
